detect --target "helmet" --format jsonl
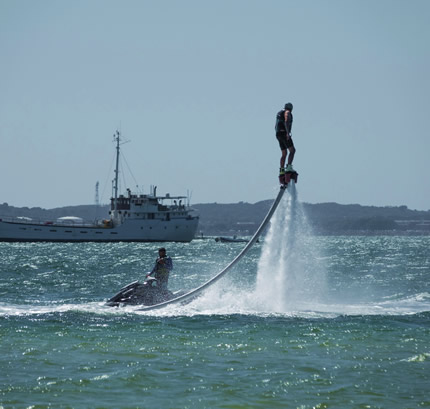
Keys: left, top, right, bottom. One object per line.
{"left": 284, "top": 102, "right": 293, "bottom": 111}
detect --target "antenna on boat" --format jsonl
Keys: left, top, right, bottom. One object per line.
{"left": 95, "top": 181, "right": 100, "bottom": 207}
{"left": 113, "top": 131, "right": 121, "bottom": 221}
{"left": 112, "top": 130, "right": 131, "bottom": 223}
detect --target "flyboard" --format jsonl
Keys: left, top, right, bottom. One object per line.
{"left": 136, "top": 184, "right": 290, "bottom": 312}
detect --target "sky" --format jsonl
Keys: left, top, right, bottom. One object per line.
{"left": 1, "top": 0, "right": 429, "bottom": 210}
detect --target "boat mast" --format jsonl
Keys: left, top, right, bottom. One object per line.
{"left": 113, "top": 130, "right": 120, "bottom": 221}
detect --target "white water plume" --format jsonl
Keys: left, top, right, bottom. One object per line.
{"left": 178, "top": 183, "right": 329, "bottom": 316}
{"left": 252, "top": 183, "right": 328, "bottom": 312}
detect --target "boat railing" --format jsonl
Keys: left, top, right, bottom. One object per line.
{"left": 0, "top": 215, "right": 99, "bottom": 227}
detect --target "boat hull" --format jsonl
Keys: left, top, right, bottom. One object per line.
{"left": 0, "top": 217, "right": 199, "bottom": 242}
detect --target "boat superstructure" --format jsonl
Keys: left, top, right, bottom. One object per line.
{"left": 0, "top": 131, "right": 199, "bottom": 242}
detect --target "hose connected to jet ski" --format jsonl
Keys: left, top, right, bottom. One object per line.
{"left": 137, "top": 185, "right": 288, "bottom": 311}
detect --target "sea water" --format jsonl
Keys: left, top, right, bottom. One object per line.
{"left": 1, "top": 189, "right": 429, "bottom": 408}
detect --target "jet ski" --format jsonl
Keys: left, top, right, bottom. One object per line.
{"left": 106, "top": 276, "right": 186, "bottom": 307}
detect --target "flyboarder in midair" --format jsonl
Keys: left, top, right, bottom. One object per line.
{"left": 275, "top": 102, "right": 296, "bottom": 182}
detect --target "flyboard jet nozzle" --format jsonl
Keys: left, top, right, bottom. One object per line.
{"left": 279, "top": 170, "right": 298, "bottom": 187}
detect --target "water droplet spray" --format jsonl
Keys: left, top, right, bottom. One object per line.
{"left": 254, "top": 183, "right": 327, "bottom": 312}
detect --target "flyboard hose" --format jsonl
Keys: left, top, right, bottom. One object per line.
{"left": 138, "top": 186, "right": 287, "bottom": 311}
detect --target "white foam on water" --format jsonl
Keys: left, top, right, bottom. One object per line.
{"left": 2, "top": 291, "right": 429, "bottom": 319}
{"left": 0, "top": 301, "right": 105, "bottom": 317}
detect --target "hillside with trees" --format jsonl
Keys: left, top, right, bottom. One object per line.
{"left": 1, "top": 199, "right": 429, "bottom": 236}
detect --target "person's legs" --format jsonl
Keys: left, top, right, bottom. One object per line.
{"left": 277, "top": 132, "right": 288, "bottom": 171}
{"left": 285, "top": 138, "right": 296, "bottom": 170}
{"left": 280, "top": 149, "right": 287, "bottom": 169}
{"left": 159, "top": 277, "right": 168, "bottom": 292}
{"left": 287, "top": 145, "right": 296, "bottom": 165}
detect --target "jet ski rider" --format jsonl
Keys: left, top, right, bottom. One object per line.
{"left": 146, "top": 247, "right": 173, "bottom": 291}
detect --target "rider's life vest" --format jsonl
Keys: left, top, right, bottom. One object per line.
{"left": 275, "top": 110, "right": 293, "bottom": 134}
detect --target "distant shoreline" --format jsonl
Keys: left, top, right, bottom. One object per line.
{"left": 1, "top": 201, "right": 429, "bottom": 236}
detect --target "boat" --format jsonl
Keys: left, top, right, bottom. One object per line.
{"left": 106, "top": 277, "right": 187, "bottom": 307}
{"left": 215, "top": 236, "right": 251, "bottom": 243}
{"left": 0, "top": 131, "right": 199, "bottom": 242}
